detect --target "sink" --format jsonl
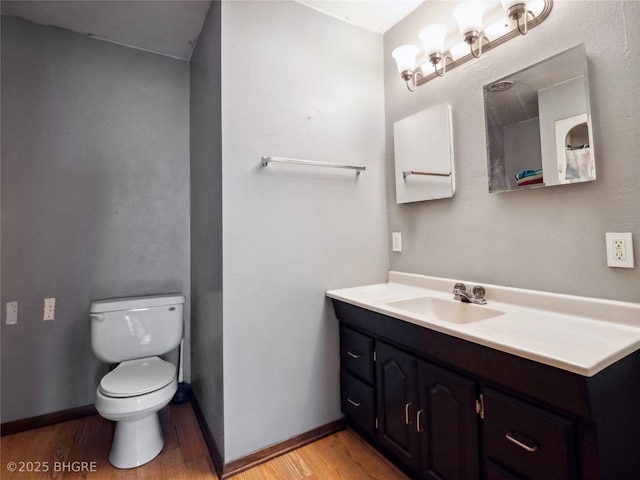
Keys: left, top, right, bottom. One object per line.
{"left": 385, "top": 296, "right": 505, "bottom": 324}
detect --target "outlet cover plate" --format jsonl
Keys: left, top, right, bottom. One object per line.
{"left": 605, "top": 232, "right": 634, "bottom": 268}
{"left": 44, "top": 298, "right": 56, "bottom": 321}
{"left": 6, "top": 302, "right": 18, "bottom": 325}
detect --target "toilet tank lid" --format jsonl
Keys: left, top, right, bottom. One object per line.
{"left": 90, "top": 294, "right": 185, "bottom": 313}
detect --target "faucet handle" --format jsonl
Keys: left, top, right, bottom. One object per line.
{"left": 472, "top": 285, "right": 486, "bottom": 300}
{"left": 453, "top": 282, "right": 466, "bottom": 300}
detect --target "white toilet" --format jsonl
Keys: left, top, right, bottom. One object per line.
{"left": 90, "top": 294, "right": 185, "bottom": 469}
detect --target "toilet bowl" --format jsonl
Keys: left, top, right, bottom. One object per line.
{"left": 95, "top": 356, "right": 178, "bottom": 469}
{"left": 90, "top": 294, "right": 184, "bottom": 469}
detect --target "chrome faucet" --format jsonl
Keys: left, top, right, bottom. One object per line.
{"left": 453, "top": 283, "right": 487, "bottom": 305}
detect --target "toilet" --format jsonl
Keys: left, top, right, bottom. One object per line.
{"left": 90, "top": 294, "right": 185, "bottom": 469}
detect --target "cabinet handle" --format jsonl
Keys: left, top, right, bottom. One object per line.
{"left": 416, "top": 409, "right": 425, "bottom": 432}
{"left": 404, "top": 403, "right": 412, "bottom": 425}
{"left": 347, "top": 397, "right": 362, "bottom": 407}
{"left": 346, "top": 351, "right": 361, "bottom": 359}
{"left": 505, "top": 432, "right": 538, "bottom": 452}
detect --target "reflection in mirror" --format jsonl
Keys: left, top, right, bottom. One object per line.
{"left": 394, "top": 102, "right": 455, "bottom": 203}
{"left": 484, "top": 44, "right": 595, "bottom": 193}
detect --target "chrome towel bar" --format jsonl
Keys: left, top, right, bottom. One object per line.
{"left": 403, "top": 170, "right": 451, "bottom": 179}
{"left": 262, "top": 156, "right": 365, "bottom": 174}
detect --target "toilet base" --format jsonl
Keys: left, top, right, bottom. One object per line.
{"left": 109, "top": 413, "right": 164, "bottom": 469}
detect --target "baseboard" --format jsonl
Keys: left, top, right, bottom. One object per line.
{"left": 221, "top": 417, "right": 345, "bottom": 478}
{"left": 190, "top": 392, "right": 345, "bottom": 479}
{"left": 1, "top": 404, "right": 97, "bottom": 436}
{"left": 1, "top": 382, "right": 192, "bottom": 437}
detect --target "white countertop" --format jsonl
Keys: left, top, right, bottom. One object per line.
{"left": 326, "top": 272, "right": 640, "bottom": 377}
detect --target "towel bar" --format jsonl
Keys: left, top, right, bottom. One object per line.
{"left": 403, "top": 170, "right": 451, "bottom": 179}
{"left": 262, "top": 156, "right": 365, "bottom": 174}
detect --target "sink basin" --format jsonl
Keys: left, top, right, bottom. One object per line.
{"left": 386, "top": 296, "right": 505, "bottom": 324}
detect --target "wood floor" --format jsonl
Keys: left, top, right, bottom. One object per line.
{"left": 1, "top": 403, "right": 409, "bottom": 480}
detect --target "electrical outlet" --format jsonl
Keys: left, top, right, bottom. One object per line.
{"left": 392, "top": 232, "right": 402, "bottom": 252}
{"left": 6, "top": 302, "right": 18, "bottom": 325}
{"left": 606, "top": 233, "right": 634, "bottom": 268}
{"left": 44, "top": 298, "right": 56, "bottom": 321}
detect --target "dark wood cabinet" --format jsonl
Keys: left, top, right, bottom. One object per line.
{"left": 342, "top": 328, "right": 480, "bottom": 479}
{"left": 339, "top": 326, "right": 376, "bottom": 437}
{"left": 418, "top": 361, "right": 479, "bottom": 480}
{"left": 334, "top": 299, "right": 640, "bottom": 480}
{"left": 376, "top": 342, "right": 420, "bottom": 473}
{"left": 482, "top": 388, "right": 577, "bottom": 480}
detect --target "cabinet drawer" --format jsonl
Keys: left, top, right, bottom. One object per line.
{"left": 341, "top": 371, "right": 375, "bottom": 436}
{"left": 483, "top": 389, "right": 577, "bottom": 480}
{"left": 484, "top": 460, "right": 526, "bottom": 480}
{"left": 340, "top": 327, "right": 374, "bottom": 384}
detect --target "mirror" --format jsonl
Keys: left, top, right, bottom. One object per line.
{"left": 484, "top": 44, "right": 595, "bottom": 193}
{"left": 394, "top": 101, "right": 455, "bottom": 203}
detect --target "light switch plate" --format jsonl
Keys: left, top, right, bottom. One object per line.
{"left": 392, "top": 232, "right": 402, "bottom": 252}
{"left": 605, "top": 233, "right": 634, "bottom": 268}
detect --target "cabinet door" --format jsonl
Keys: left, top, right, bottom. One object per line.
{"left": 418, "top": 361, "right": 480, "bottom": 480}
{"left": 376, "top": 342, "right": 420, "bottom": 473}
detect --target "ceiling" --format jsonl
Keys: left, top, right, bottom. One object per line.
{"left": 0, "top": 0, "right": 425, "bottom": 60}
{"left": 296, "top": 0, "right": 425, "bottom": 34}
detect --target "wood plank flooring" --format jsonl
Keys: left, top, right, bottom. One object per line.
{"left": 1, "top": 403, "right": 409, "bottom": 480}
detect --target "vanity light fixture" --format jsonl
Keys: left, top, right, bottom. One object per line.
{"left": 391, "top": 0, "right": 552, "bottom": 92}
{"left": 453, "top": 2, "right": 488, "bottom": 58}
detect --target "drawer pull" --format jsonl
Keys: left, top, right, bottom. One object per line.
{"left": 416, "top": 409, "right": 425, "bottom": 433}
{"left": 404, "top": 402, "right": 412, "bottom": 425}
{"left": 346, "top": 351, "right": 361, "bottom": 359}
{"left": 505, "top": 432, "right": 538, "bottom": 452}
{"left": 347, "top": 397, "right": 362, "bottom": 407}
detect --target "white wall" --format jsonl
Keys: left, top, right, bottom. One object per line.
{"left": 221, "top": 1, "right": 388, "bottom": 461}
{"left": 384, "top": 0, "right": 640, "bottom": 302}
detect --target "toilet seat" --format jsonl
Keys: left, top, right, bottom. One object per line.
{"left": 100, "top": 356, "right": 176, "bottom": 398}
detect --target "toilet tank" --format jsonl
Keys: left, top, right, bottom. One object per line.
{"left": 90, "top": 294, "right": 185, "bottom": 363}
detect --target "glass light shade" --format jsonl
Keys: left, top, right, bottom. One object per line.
{"left": 418, "top": 25, "right": 448, "bottom": 57}
{"left": 453, "top": 2, "right": 486, "bottom": 35}
{"left": 527, "top": 0, "right": 545, "bottom": 15}
{"left": 501, "top": 0, "right": 526, "bottom": 11}
{"left": 392, "top": 45, "right": 418, "bottom": 74}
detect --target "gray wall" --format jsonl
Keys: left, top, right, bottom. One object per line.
{"left": 384, "top": 0, "right": 640, "bottom": 303}
{"left": 189, "top": 1, "right": 225, "bottom": 460}
{"left": 1, "top": 16, "right": 191, "bottom": 423}
{"left": 220, "top": 1, "right": 388, "bottom": 462}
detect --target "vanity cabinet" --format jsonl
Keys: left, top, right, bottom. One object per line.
{"left": 342, "top": 330, "right": 479, "bottom": 479}
{"left": 334, "top": 299, "right": 640, "bottom": 480}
